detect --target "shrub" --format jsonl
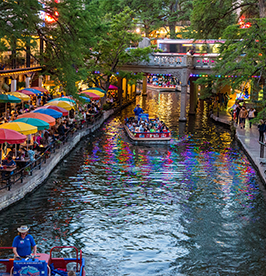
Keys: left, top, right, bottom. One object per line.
{"left": 102, "top": 103, "right": 112, "bottom": 110}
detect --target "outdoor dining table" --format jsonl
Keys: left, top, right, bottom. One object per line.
{"left": 37, "top": 144, "right": 49, "bottom": 153}
{"left": 15, "top": 158, "right": 30, "bottom": 169}
{"left": 0, "top": 166, "right": 17, "bottom": 190}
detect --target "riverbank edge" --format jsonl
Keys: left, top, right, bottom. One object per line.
{"left": 0, "top": 101, "right": 134, "bottom": 212}
{"left": 210, "top": 114, "right": 266, "bottom": 186}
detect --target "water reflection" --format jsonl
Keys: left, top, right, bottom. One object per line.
{"left": 0, "top": 90, "right": 266, "bottom": 275}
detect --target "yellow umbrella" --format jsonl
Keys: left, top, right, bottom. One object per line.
{"left": 6, "top": 92, "right": 30, "bottom": 101}
{"left": 84, "top": 89, "right": 105, "bottom": 97}
{"left": 45, "top": 100, "right": 75, "bottom": 111}
{"left": 0, "top": 122, "right": 38, "bottom": 135}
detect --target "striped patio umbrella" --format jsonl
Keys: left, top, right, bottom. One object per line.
{"left": 18, "top": 89, "right": 35, "bottom": 96}
{"left": 14, "top": 118, "right": 50, "bottom": 131}
{"left": 86, "top": 87, "right": 106, "bottom": 94}
{"left": 6, "top": 92, "right": 30, "bottom": 101}
{"left": 80, "top": 92, "right": 100, "bottom": 100}
{"left": 17, "top": 113, "right": 55, "bottom": 126}
{"left": 0, "top": 122, "right": 37, "bottom": 135}
{"left": 48, "top": 97, "right": 76, "bottom": 104}
{"left": 33, "top": 108, "right": 62, "bottom": 119}
{"left": 30, "top": 87, "right": 48, "bottom": 93}
{"left": 46, "top": 100, "right": 75, "bottom": 111}
{"left": 23, "top": 88, "right": 43, "bottom": 96}
{"left": 83, "top": 90, "right": 105, "bottom": 97}
{"left": 35, "top": 105, "right": 69, "bottom": 117}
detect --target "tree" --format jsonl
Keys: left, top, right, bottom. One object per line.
{"left": 35, "top": 0, "right": 102, "bottom": 96}
{"left": 162, "top": 0, "right": 193, "bottom": 38}
{"left": 188, "top": 0, "right": 261, "bottom": 39}
{"left": 84, "top": 6, "right": 153, "bottom": 91}
{"left": 214, "top": 18, "right": 266, "bottom": 103}
{"left": 0, "top": 0, "right": 41, "bottom": 67}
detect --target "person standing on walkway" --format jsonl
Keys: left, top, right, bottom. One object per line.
{"left": 239, "top": 106, "right": 248, "bottom": 129}
{"left": 247, "top": 107, "right": 256, "bottom": 128}
{"left": 235, "top": 102, "right": 241, "bottom": 124}
{"left": 258, "top": 120, "right": 266, "bottom": 142}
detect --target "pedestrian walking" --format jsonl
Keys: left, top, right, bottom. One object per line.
{"left": 239, "top": 106, "right": 248, "bottom": 129}
{"left": 247, "top": 107, "right": 256, "bottom": 128}
{"left": 235, "top": 102, "right": 241, "bottom": 124}
{"left": 258, "top": 120, "right": 266, "bottom": 142}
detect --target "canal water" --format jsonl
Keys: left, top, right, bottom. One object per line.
{"left": 1, "top": 90, "right": 266, "bottom": 275}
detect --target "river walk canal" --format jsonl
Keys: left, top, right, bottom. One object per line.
{"left": 1, "top": 91, "right": 266, "bottom": 275}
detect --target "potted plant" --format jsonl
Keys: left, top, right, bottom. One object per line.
{"left": 24, "top": 166, "right": 31, "bottom": 176}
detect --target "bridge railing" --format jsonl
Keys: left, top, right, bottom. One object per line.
{"left": 193, "top": 56, "right": 217, "bottom": 69}
{"left": 137, "top": 54, "right": 187, "bottom": 67}
{"left": 136, "top": 53, "right": 218, "bottom": 69}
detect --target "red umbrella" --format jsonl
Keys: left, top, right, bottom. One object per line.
{"left": 35, "top": 105, "right": 69, "bottom": 116}
{"left": 30, "top": 87, "right": 48, "bottom": 93}
{"left": 0, "top": 128, "right": 26, "bottom": 144}
{"left": 18, "top": 89, "right": 35, "bottom": 96}
{"left": 108, "top": 85, "right": 118, "bottom": 90}
{"left": 80, "top": 92, "right": 100, "bottom": 100}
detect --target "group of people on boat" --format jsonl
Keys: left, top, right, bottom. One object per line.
{"left": 127, "top": 104, "right": 169, "bottom": 134}
{"left": 126, "top": 117, "right": 169, "bottom": 133}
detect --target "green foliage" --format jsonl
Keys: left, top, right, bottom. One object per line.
{"left": 0, "top": 0, "right": 41, "bottom": 49}
{"left": 187, "top": 0, "right": 238, "bottom": 39}
{"left": 215, "top": 18, "right": 266, "bottom": 92}
{"left": 102, "top": 103, "right": 112, "bottom": 110}
{"left": 85, "top": 7, "right": 153, "bottom": 91}
{"left": 194, "top": 76, "right": 217, "bottom": 100}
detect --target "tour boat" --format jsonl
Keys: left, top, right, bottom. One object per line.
{"left": 124, "top": 115, "right": 171, "bottom": 145}
{"left": 0, "top": 246, "right": 85, "bottom": 276}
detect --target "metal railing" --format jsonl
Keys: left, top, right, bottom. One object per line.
{"left": 259, "top": 141, "right": 266, "bottom": 158}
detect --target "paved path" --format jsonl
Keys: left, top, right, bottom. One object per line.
{"left": 210, "top": 112, "right": 266, "bottom": 185}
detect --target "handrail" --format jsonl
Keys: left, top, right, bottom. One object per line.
{"left": 258, "top": 141, "right": 266, "bottom": 158}
{"left": 50, "top": 246, "right": 79, "bottom": 261}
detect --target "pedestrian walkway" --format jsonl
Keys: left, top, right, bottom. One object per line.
{"left": 210, "top": 112, "right": 266, "bottom": 185}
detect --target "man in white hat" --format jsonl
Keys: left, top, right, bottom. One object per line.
{"left": 12, "top": 225, "right": 37, "bottom": 258}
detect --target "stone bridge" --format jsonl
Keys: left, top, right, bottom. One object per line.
{"left": 120, "top": 53, "right": 217, "bottom": 121}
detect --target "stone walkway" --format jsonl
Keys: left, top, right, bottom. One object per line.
{"left": 210, "top": 112, "right": 266, "bottom": 185}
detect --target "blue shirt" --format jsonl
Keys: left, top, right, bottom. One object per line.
{"left": 12, "top": 234, "right": 36, "bottom": 257}
{"left": 134, "top": 107, "right": 143, "bottom": 116}
{"left": 2, "top": 159, "right": 16, "bottom": 166}
{"left": 27, "top": 150, "right": 35, "bottom": 161}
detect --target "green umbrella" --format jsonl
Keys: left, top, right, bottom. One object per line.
{"left": 14, "top": 118, "right": 50, "bottom": 131}
{"left": 0, "top": 94, "right": 21, "bottom": 103}
{"left": 0, "top": 94, "right": 21, "bottom": 117}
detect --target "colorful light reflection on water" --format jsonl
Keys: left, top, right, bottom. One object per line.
{"left": 0, "top": 91, "right": 266, "bottom": 275}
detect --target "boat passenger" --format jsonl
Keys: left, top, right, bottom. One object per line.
{"left": 162, "top": 126, "right": 168, "bottom": 133}
{"left": 150, "top": 125, "right": 156, "bottom": 133}
{"left": 12, "top": 225, "right": 37, "bottom": 259}
{"left": 139, "top": 124, "right": 145, "bottom": 132}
